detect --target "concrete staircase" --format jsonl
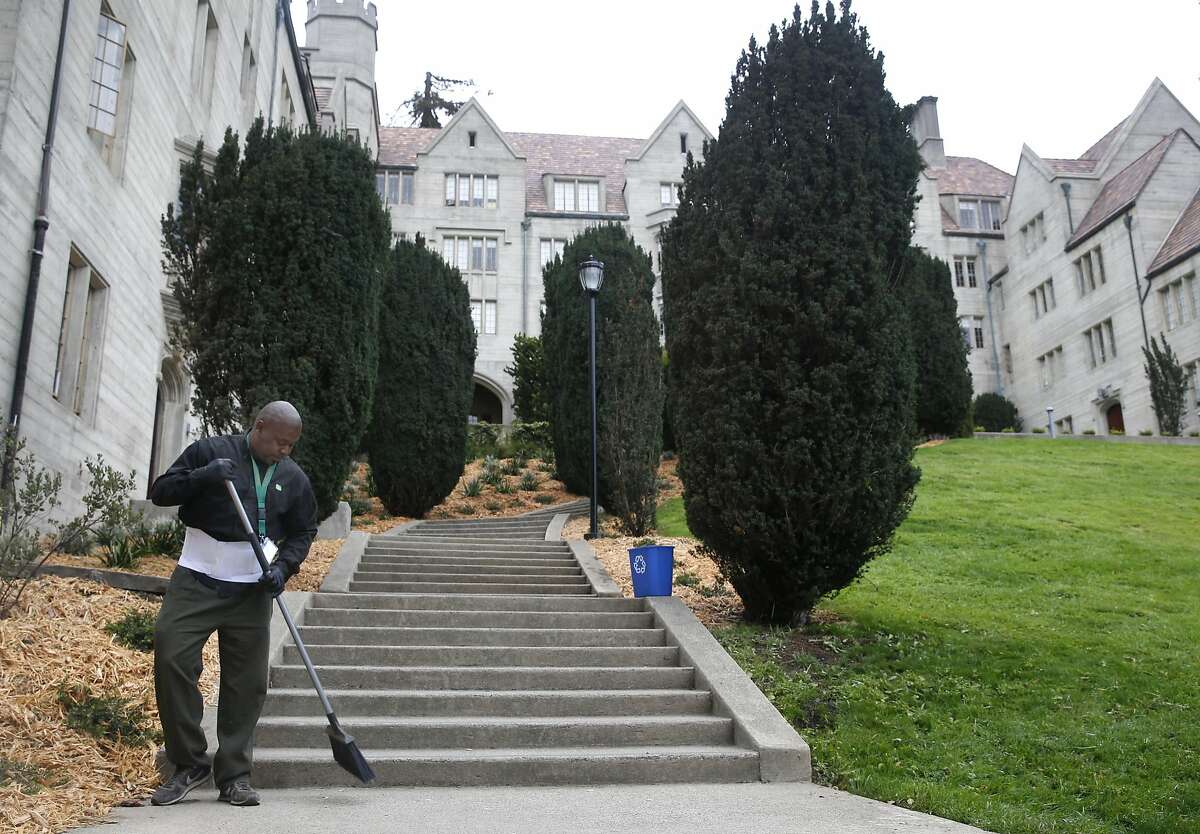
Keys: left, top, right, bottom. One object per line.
{"left": 253, "top": 512, "right": 760, "bottom": 787}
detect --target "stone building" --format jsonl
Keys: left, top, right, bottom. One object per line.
{"left": 990, "top": 79, "right": 1200, "bottom": 435}
{"left": 375, "top": 99, "right": 711, "bottom": 422}
{"left": 0, "top": 0, "right": 323, "bottom": 510}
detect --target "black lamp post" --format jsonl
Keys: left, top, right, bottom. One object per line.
{"left": 579, "top": 255, "right": 605, "bottom": 539}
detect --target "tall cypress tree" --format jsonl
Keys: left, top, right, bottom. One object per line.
{"left": 504, "top": 334, "right": 550, "bottom": 423}
{"left": 365, "top": 237, "right": 476, "bottom": 516}
{"left": 900, "top": 247, "right": 973, "bottom": 436}
{"left": 661, "top": 1, "right": 922, "bottom": 623}
{"left": 1143, "top": 336, "right": 1187, "bottom": 436}
{"left": 162, "top": 120, "right": 390, "bottom": 517}
{"left": 542, "top": 225, "right": 663, "bottom": 535}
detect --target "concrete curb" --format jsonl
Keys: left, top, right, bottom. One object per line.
{"left": 544, "top": 513, "right": 568, "bottom": 542}
{"left": 319, "top": 532, "right": 369, "bottom": 593}
{"left": 35, "top": 563, "right": 169, "bottom": 594}
{"left": 646, "top": 596, "right": 812, "bottom": 782}
{"left": 973, "top": 431, "right": 1200, "bottom": 445}
{"left": 566, "top": 538, "right": 621, "bottom": 598}
{"left": 373, "top": 519, "right": 426, "bottom": 538}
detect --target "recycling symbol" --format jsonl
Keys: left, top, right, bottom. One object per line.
{"left": 633, "top": 554, "right": 647, "bottom": 575}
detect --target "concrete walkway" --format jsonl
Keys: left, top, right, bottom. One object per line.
{"left": 74, "top": 783, "right": 993, "bottom": 833}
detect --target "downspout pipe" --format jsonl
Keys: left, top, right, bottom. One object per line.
{"left": 978, "top": 240, "right": 1004, "bottom": 398}
{"left": 267, "top": 0, "right": 282, "bottom": 123}
{"left": 4, "top": 0, "right": 72, "bottom": 489}
{"left": 1061, "top": 183, "right": 1074, "bottom": 234}
{"left": 520, "top": 218, "right": 531, "bottom": 334}
{"left": 1124, "top": 213, "right": 1151, "bottom": 350}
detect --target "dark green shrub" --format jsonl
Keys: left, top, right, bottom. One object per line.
{"left": 542, "top": 225, "right": 663, "bottom": 536}
{"left": 104, "top": 609, "right": 156, "bottom": 652}
{"left": 57, "top": 685, "right": 156, "bottom": 744}
{"left": 348, "top": 497, "right": 372, "bottom": 517}
{"left": 1143, "top": 335, "right": 1187, "bottom": 436}
{"left": 674, "top": 570, "right": 701, "bottom": 588}
{"left": 100, "top": 537, "right": 144, "bottom": 570}
{"left": 56, "top": 530, "right": 94, "bottom": 557}
{"left": 148, "top": 520, "right": 185, "bottom": 558}
{"left": 162, "top": 120, "right": 391, "bottom": 518}
{"left": 661, "top": 351, "right": 676, "bottom": 453}
{"left": 466, "top": 423, "right": 502, "bottom": 462}
{"left": 504, "top": 334, "right": 550, "bottom": 423}
{"left": 484, "top": 500, "right": 503, "bottom": 512}
{"left": 509, "top": 421, "right": 553, "bottom": 460}
{"left": 501, "top": 458, "right": 522, "bottom": 476}
{"left": 973, "top": 393, "right": 1022, "bottom": 432}
{"left": 519, "top": 472, "right": 539, "bottom": 492}
{"left": 495, "top": 480, "right": 515, "bottom": 495}
{"left": 462, "top": 477, "right": 483, "bottom": 497}
{"left": 534, "top": 494, "right": 555, "bottom": 505}
{"left": 365, "top": 237, "right": 476, "bottom": 517}
{"left": 660, "top": 2, "right": 922, "bottom": 623}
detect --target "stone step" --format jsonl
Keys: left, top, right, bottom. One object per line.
{"left": 414, "top": 520, "right": 550, "bottom": 529}
{"left": 408, "top": 524, "right": 550, "bottom": 533}
{"left": 281, "top": 645, "right": 679, "bottom": 668}
{"left": 367, "top": 540, "right": 571, "bottom": 553}
{"left": 359, "top": 553, "right": 577, "bottom": 567}
{"left": 347, "top": 580, "right": 595, "bottom": 595}
{"left": 261, "top": 688, "right": 713, "bottom": 718}
{"left": 252, "top": 745, "right": 759, "bottom": 788}
{"left": 309, "top": 593, "right": 642, "bottom": 612}
{"left": 269, "top": 664, "right": 695, "bottom": 690}
{"left": 354, "top": 562, "right": 583, "bottom": 577}
{"left": 255, "top": 715, "right": 733, "bottom": 749}
{"left": 294, "top": 625, "right": 666, "bottom": 647}
{"left": 353, "top": 571, "right": 585, "bottom": 587}
{"left": 304, "top": 608, "right": 655, "bottom": 629}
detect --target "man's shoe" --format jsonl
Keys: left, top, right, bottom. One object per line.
{"left": 217, "top": 779, "right": 260, "bottom": 806}
{"left": 150, "top": 765, "right": 211, "bottom": 806}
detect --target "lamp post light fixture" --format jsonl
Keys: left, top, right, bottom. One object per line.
{"left": 579, "top": 255, "right": 605, "bottom": 539}
{"left": 1046, "top": 406, "right": 1055, "bottom": 439}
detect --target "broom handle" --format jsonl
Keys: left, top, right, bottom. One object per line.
{"left": 224, "top": 479, "right": 336, "bottom": 718}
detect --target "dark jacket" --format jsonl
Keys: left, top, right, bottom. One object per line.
{"left": 149, "top": 433, "right": 318, "bottom": 579}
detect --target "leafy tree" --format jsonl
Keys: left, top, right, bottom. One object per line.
{"left": 660, "top": 1, "right": 922, "bottom": 623}
{"left": 972, "top": 393, "right": 1022, "bottom": 432}
{"left": 1143, "top": 335, "right": 1187, "bottom": 436}
{"left": 542, "top": 225, "right": 663, "bottom": 535}
{"left": 162, "top": 120, "right": 391, "bottom": 517}
{"left": 505, "top": 334, "right": 550, "bottom": 423}
{"left": 402, "top": 72, "right": 474, "bottom": 128}
{"left": 900, "top": 248, "right": 973, "bottom": 436}
{"left": 365, "top": 237, "right": 476, "bottom": 516}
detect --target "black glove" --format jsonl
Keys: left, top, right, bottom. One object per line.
{"left": 258, "top": 562, "right": 287, "bottom": 597}
{"left": 193, "top": 457, "right": 237, "bottom": 486}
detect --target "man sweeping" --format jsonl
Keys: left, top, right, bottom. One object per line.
{"left": 148, "top": 401, "right": 317, "bottom": 807}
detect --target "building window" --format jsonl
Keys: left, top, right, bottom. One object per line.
{"left": 377, "top": 170, "right": 414, "bottom": 206}
{"left": 484, "top": 300, "right": 497, "bottom": 334}
{"left": 468, "top": 131, "right": 477, "bottom": 148}
{"left": 680, "top": 133, "right": 689, "bottom": 154}
{"left": 239, "top": 37, "right": 257, "bottom": 125}
{"left": 957, "top": 199, "right": 1002, "bottom": 231}
{"left": 1030, "top": 278, "right": 1056, "bottom": 319}
{"left": 89, "top": 10, "right": 128, "bottom": 136}
{"left": 540, "top": 238, "right": 567, "bottom": 267}
{"left": 553, "top": 179, "right": 600, "bottom": 212}
{"left": 1084, "top": 318, "right": 1117, "bottom": 368}
{"left": 1003, "top": 344, "right": 1013, "bottom": 375}
{"left": 1158, "top": 274, "right": 1196, "bottom": 331}
{"left": 1037, "top": 345, "right": 1063, "bottom": 388}
{"left": 445, "top": 173, "right": 497, "bottom": 208}
{"left": 1184, "top": 362, "right": 1200, "bottom": 418}
{"left": 660, "top": 182, "right": 681, "bottom": 206}
{"left": 442, "top": 235, "right": 499, "bottom": 274}
{"left": 192, "top": 2, "right": 218, "bottom": 110}
{"left": 952, "top": 256, "right": 977, "bottom": 288}
{"left": 973, "top": 317, "right": 985, "bottom": 349}
{"left": 401, "top": 171, "right": 414, "bottom": 204}
{"left": 958, "top": 317, "right": 983, "bottom": 350}
{"left": 1020, "top": 213, "right": 1046, "bottom": 254}
{"left": 52, "top": 250, "right": 109, "bottom": 418}
{"left": 1074, "top": 246, "right": 1106, "bottom": 296}
{"left": 1055, "top": 416, "right": 1074, "bottom": 435}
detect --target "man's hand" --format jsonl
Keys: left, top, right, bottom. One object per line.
{"left": 258, "top": 563, "right": 287, "bottom": 598}
{"left": 192, "top": 458, "right": 237, "bottom": 486}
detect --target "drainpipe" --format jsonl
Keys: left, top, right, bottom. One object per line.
{"left": 520, "top": 218, "right": 531, "bottom": 334}
{"left": 1123, "top": 213, "right": 1150, "bottom": 350}
{"left": 978, "top": 240, "right": 1004, "bottom": 397}
{"left": 1061, "top": 183, "right": 1074, "bottom": 234}
{"left": 4, "top": 0, "right": 72, "bottom": 491}
{"left": 267, "top": 0, "right": 282, "bottom": 123}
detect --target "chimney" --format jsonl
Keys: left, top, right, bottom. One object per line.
{"left": 911, "top": 95, "right": 946, "bottom": 169}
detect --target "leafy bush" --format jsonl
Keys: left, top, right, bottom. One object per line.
{"left": 519, "top": 472, "right": 539, "bottom": 492}
{"left": 509, "top": 421, "right": 553, "bottom": 460}
{"left": 1143, "top": 336, "right": 1187, "bottom": 436}
{"left": 534, "top": 494, "right": 555, "bottom": 505}
{"left": 674, "top": 570, "right": 701, "bottom": 588}
{"left": 1138, "top": 429, "right": 1153, "bottom": 437}
{"left": 348, "top": 497, "right": 372, "bottom": 517}
{"left": 481, "top": 457, "right": 503, "bottom": 486}
{"left": 100, "top": 537, "right": 145, "bottom": 570}
{"left": 57, "top": 685, "right": 156, "bottom": 744}
{"left": 466, "top": 423, "right": 502, "bottom": 462}
{"left": 495, "top": 480, "right": 515, "bottom": 495}
{"left": 104, "top": 609, "right": 156, "bottom": 652}
{"left": 1110, "top": 429, "right": 1126, "bottom": 436}
{"left": 1001, "top": 427, "right": 1016, "bottom": 433}
{"left": 147, "top": 520, "right": 185, "bottom": 558}
{"left": 504, "top": 335, "right": 551, "bottom": 423}
{"left": 1031, "top": 427, "right": 1046, "bottom": 434}
{"left": 1189, "top": 431, "right": 1199, "bottom": 438}
{"left": 1083, "top": 429, "right": 1097, "bottom": 435}
{"left": 537, "top": 462, "right": 554, "bottom": 474}
{"left": 56, "top": 530, "right": 94, "bottom": 557}
{"left": 501, "top": 458, "right": 522, "bottom": 476}
{"left": 462, "top": 477, "right": 483, "bottom": 497}
{"left": 364, "top": 237, "right": 475, "bottom": 517}
{"left": 973, "top": 393, "right": 1023, "bottom": 432}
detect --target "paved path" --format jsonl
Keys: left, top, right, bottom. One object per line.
{"left": 75, "top": 782, "right": 993, "bottom": 833}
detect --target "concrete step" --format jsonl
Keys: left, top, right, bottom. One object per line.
{"left": 353, "top": 562, "right": 583, "bottom": 577}
{"left": 261, "top": 688, "right": 714, "bottom": 718}
{"left": 353, "top": 571, "right": 585, "bottom": 586}
{"left": 414, "top": 520, "right": 550, "bottom": 529}
{"left": 255, "top": 715, "right": 734, "bottom": 749}
{"left": 408, "top": 524, "right": 550, "bottom": 533}
{"left": 367, "top": 540, "right": 571, "bottom": 553}
{"left": 309, "top": 592, "right": 642, "bottom": 612}
{"left": 359, "top": 553, "right": 578, "bottom": 567}
{"left": 269, "top": 664, "right": 695, "bottom": 690}
{"left": 252, "top": 745, "right": 759, "bottom": 788}
{"left": 403, "top": 530, "right": 550, "bottom": 538}
{"left": 282, "top": 645, "right": 680, "bottom": 668}
{"left": 294, "top": 626, "right": 667, "bottom": 647}
{"left": 303, "top": 608, "right": 655, "bottom": 629}
{"left": 347, "top": 580, "right": 595, "bottom": 595}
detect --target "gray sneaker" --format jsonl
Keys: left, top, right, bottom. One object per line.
{"left": 150, "top": 765, "right": 211, "bottom": 806}
{"left": 218, "top": 779, "right": 260, "bottom": 806}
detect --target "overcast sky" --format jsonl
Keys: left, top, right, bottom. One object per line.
{"left": 293, "top": 0, "right": 1199, "bottom": 173}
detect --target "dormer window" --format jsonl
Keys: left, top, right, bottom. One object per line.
{"left": 468, "top": 131, "right": 477, "bottom": 148}
{"left": 680, "top": 133, "right": 689, "bottom": 154}
{"left": 958, "top": 198, "right": 1002, "bottom": 231}
{"left": 553, "top": 179, "right": 600, "bottom": 212}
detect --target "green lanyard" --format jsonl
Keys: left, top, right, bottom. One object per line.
{"left": 246, "top": 435, "right": 277, "bottom": 539}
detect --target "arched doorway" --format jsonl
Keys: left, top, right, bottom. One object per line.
{"left": 471, "top": 383, "right": 504, "bottom": 424}
{"left": 1105, "top": 402, "right": 1125, "bottom": 434}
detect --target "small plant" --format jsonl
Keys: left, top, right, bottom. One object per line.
{"left": 1031, "top": 427, "right": 1045, "bottom": 434}
{"left": 1082, "top": 428, "right": 1096, "bottom": 435}
{"left": 973, "top": 425, "right": 986, "bottom": 433}
{"left": 633, "top": 538, "right": 656, "bottom": 547}
{"left": 484, "top": 500, "right": 503, "bottom": 512}
{"left": 1001, "top": 427, "right": 1015, "bottom": 434}
{"left": 1110, "top": 429, "right": 1125, "bottom": 436}
{"left": 481, "top": 456, "right": 504, "bottom": 486}
{"left": 100, "top": 536, "right": 144, "bottom": 570}
{"left": 57, "top": 684, "right": 157, "bottom": 744}
{"left": 148, "top": 519, "right": 186, "bottom": 558}
{"left": 104, "top": 609, "right": 156, "bottom": 652}
{"left": 1138, "top": 429, "right": 1153, "bottom": 436}
{"left": 501, "top": 458, "right": 522, "bottom": 476}
{"left": 462, "top": 477, "right": 484, "bottom": 497}
{"left": 674, "top": 570, "right": 701, "bottom": 588}
{"left": 56, "top": 529, "right": 94, "bottom": 557}
{"left": 348, "top": 497, "right": 372, "bottom": 517}
{"left": 518, "top": 472, "right": 539, "bottom": 491}
{"left": 1189, "top": 431, "right": 1199, "bottom": 438}
{"left": 537, "top": 461, "right": 554, "bottom": 473}
{"left": 456, "top": 503, "right": 476, "bottom": 515}
{"left": 534, "top": 494, "right": 555, "bottom": 505}
{"left": 699, "top": 578, "right": 730, "bottom": 598}
{"left": 495, "top": 479, "right": 515, "bottom": 495}
{"left": 0, "top": 757, "right": 49, "bottom": 794}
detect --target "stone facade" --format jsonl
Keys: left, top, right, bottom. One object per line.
{"left": 0, "top": 0, "right": 315, "bottom": 510}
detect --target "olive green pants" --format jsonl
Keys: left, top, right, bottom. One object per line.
{"left": 154, "top": 566, "right": 271, "bottom": 788}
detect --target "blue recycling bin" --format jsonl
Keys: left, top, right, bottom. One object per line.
{"left": 628, "top": 545, "right": 675, "bottom": 597}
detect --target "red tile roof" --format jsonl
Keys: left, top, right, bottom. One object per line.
{"left": 931, "top": 156, "right": 1013, "bottom": 197}
{"left": 377, "top": 127, "right": 440, "bottom": 166}
{"left": 1044, "top": 158, "right": 1099, "bottom": 175}
{"left": 1147, "top": 185, "right": 1200, "bottom": 277}
{"left": 1066, "top": 131, "right": 1179, "bottom": 250}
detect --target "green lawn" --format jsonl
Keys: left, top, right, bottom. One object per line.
{"left": 655, "top": 494, "right": 692, "bottom": 538}
{"left": 702, "top": 439, "right": 1200, "bottom": 834}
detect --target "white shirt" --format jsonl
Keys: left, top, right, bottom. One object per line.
{"left": 178, "top": 527, "right": 278, "bottom": 583}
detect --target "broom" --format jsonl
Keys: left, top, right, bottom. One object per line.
{"left": 224, "top": 480, "right": 376, "bottom": 784}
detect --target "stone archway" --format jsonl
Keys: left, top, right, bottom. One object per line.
{"left": 469, "top": 374, "right": 511, "bottom": 425}
{"left": 147, "top": 357, "right": 187, "bottom": 493}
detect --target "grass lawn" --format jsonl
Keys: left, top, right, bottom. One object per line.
{"left": 701, "top": 439, "right": 1200, "bottom": 834}
{"left": 655, "top": 493, "right": 692, "bottom": 538}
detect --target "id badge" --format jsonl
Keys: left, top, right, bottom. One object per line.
{"left": 260, "top": 536, "right": 279, "bottom": 564}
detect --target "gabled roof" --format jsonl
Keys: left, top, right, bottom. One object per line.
{"left": 1065, "top": 131, "right": 1182, "bottom": 251}
{"left": 509, "top": 133, "right": 643, "bottom": 214}
{"left": 419, "top": 98, "right": 525, "bottom": 161}
{"left": 1080, "top": 118, "right": 1127, "bottom": 161}
{"left": 1147, "top": 185, "right": 1200, "bottom": 278}
{"left": 929, "top": 156, "right": 1013, "bottom": 197}
{"left": 378, "top": 127, "right": 440, "bottom": 166}
{"left": 628, "top": 100, "right": 713, "bottom": 161}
